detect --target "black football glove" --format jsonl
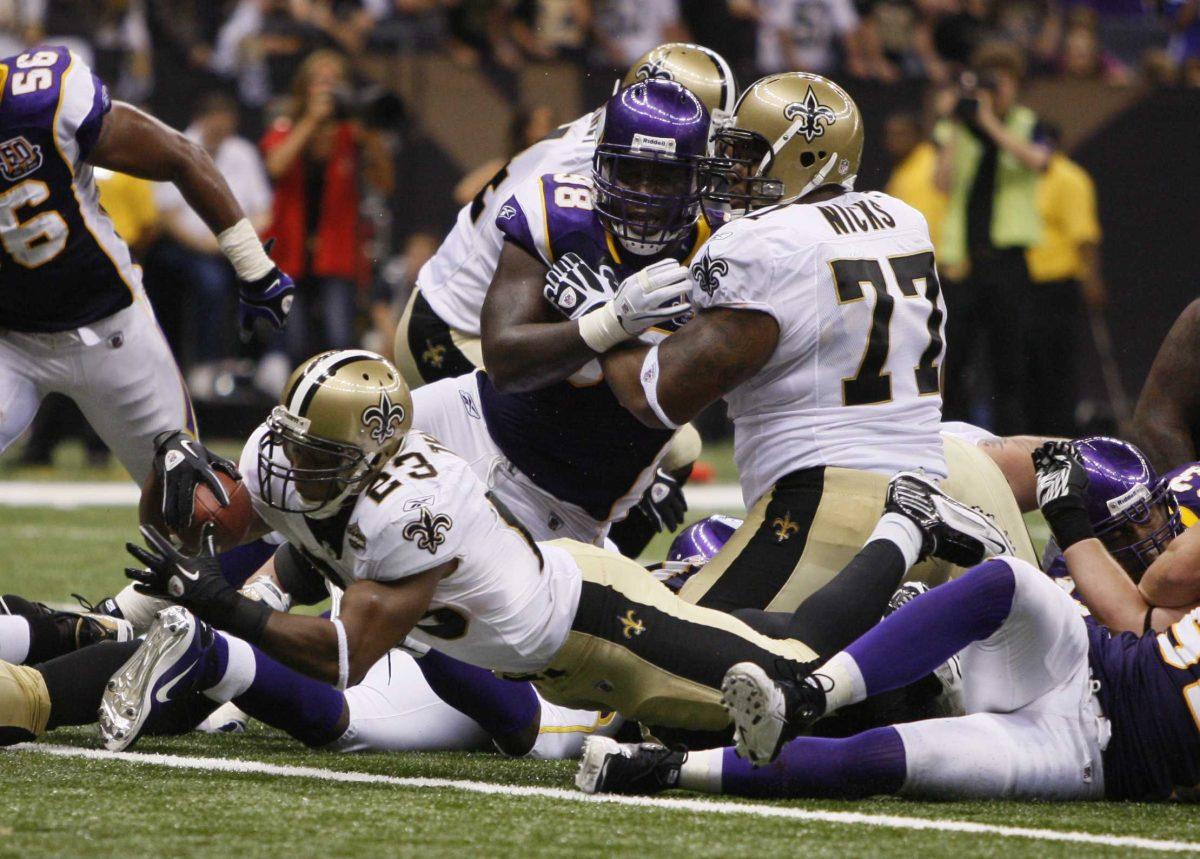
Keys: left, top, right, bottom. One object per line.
{"left": 237, "top": 240, "right": 295, "bottom": 338}
{"left": 543, "top": 252, "right": 617, "bottom": 321}
{"left": 636, "top": 468, "right": 688, "bottom": 533}
{"left": 1033, "top": 440, "right": 1095, "bottom": 551}
{"left": 152, "top": 431, "right": 241, "bottom": 534}
{"left": 125, "top": 524, "right": 271, "bottom": 643}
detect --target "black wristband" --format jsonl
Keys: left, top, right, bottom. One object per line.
{"left": 1042, "top": 494, "right": 1095, "bottom": 551}
{"left": 1143, "top": 605, "right": 1156, "bottom": 635}
{"left": 202, "top": 588, "right": 274, "bottom": 644}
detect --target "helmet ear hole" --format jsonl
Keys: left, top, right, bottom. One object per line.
{"left": 800, "top": 151, "right": 815, "bottom": 167}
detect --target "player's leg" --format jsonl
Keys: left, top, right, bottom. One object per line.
{"left": 0, "top": 332, "right": 45, "bottom": 457}
{"left": 532, "top": 540, "right": 819, "bottom": 733}
{"left": 66, "top": 299, "right": 195, "bottom": 485}
{"left": 394, "top": 288, "right": 483, "bottom": 389}
{"left": 723, "top": 555, "right": 1091, "bottom": 765}
{"left": 0, "top": 595, "right": 132, "bottom": 664}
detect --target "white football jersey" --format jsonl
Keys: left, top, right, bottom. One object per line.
{"left": 691, "top": 191, "right": 948, "bottom": 508}
{"left": 416, "top": 110, "right": 601, "bottom": 335}
{"left": 241, "top": 427, "right": 582, "bottom": 673}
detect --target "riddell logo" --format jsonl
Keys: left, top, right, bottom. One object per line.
{"left": 0, "top": 136, "right": 42, "bottom": 181}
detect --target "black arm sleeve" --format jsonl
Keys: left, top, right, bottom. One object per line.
{"left": 273, "top": 544, "right": 332, "bottom": 607}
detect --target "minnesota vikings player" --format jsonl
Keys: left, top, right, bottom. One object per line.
{"left": 0, "top": 47, "right": 293, "bottom": 481}
{"left": 581, "top": 445, "right": 1200, "bottom": 801}
{"left": 412, "top": 79, "right": 713, "bottom": 547}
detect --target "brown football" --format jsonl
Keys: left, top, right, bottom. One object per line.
{"left": 139, "top": 469, "right": 255, "bottom": 553}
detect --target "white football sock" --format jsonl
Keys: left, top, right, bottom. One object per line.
{"left": 868, "top": 512, "right": 924, "bottom": 570}
{"left": 678, "top": 748, "right": 724, "bottom": 793}
{"left": 203, "top": 633, "right": 257, "bottom": 702}
{"left": 0, "top": 616, "right": 31, "bottom": 664}
{"left": 527, "top": 700, "right": 623, "bottom": 760}
{"left": 112, "top": 585, "right": 172, "bottom": 633}
{"left": 815, "top": 650, "right": 868, "bottom": 714}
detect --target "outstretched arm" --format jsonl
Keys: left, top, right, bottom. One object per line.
{"left": 1132, "top": 298, "right": 1200, "bottom": 472}
{"left": 601, "top": 307, "right": 779, "bottom": 429}
{"left": 88, "top": 102, "right": 245, "bottom": 235}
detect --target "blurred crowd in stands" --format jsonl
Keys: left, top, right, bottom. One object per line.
{"left": 0, "top": 0, "right": 1194, "bottom": 465}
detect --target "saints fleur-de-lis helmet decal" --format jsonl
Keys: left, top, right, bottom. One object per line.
{"left": 621, "top": 43, "right": 738, "bottom": 132}
{"left": 257, "top": 350, "right": 414, "bottom": 517}
{"left": 702, "top": 72, "right": 863, "bottom": 220}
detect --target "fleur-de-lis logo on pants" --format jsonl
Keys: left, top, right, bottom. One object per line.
{"left": 361, "top": 390, "right": 407, "bottom": 443}
{"left": 771, "top": 512, "right": 801, "bottom": 543}
{"left": 619, "top": 609, "right": 646, "bottom": 639}
{"left": 402, "top": 507, "right": 453, "bottom": 554}
{"left": 784, "top": 86, "right": 837, "bottom": 143}
{"left": 691, "top": 255, "right": 729, "bottom": 298}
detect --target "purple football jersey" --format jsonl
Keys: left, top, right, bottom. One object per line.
{"left": 483, "top": 172, "right": 709, "bottom": 519}
{"left": 1164, "top": 462, "right": 1200, "bottom": 527}
{"left": 0, "top": 47, "right": 138, "bottom": 332}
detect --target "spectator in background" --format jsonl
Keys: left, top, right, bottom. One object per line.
{"left": 261, "top": 49, "right": 395, "bottom": 371}
{"left": 1025, "top": 123, "right": 1105, "bottom": 436}
{"left": 509, "top": 0, "right": 590, "bottom": 64}
{"left": 883, "top": 112, "right": 947, "bottom": 246}
{"left": 591, "top": 0, "right": 690, "bottom": 70}
{"left": 154, "top": 93, "right": 273, "bottom": 398}
{"left": 453, "top": 103, "right": 556, "bottom": 206}
{"left": 934, "top": 41, "right": 1051, "bottom": 434}
{"left": 1165, "top": 0, "right": 1200, "bottom": 86}
{"left": 729, "top": 0, "right": 893, "bottom": 80}
{"left": 1057, "top": 7, "right": 1133, "bottom": 83}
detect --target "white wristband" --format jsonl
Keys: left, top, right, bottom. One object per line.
{"left": 577, "top": 303, "right": 630, "bottom": 353}
{"left": 331, "top": 618, "right": 350, "bottom": 691}
{"left": 640, "top": 344, "right": 679, "bottom": 430}
{"left": 217, "top": 218, "right": 273, "bottom": 282}
{"left": 238, "top": 578, "right": 292, "bottom": 613}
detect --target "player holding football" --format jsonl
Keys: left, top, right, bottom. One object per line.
{"left": 0, "top": 46, "right": 294, "bottom": 481}
{"left": 590, "top": 72, "right": 1034, "bottom": 626}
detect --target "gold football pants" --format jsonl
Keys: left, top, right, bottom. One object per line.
{"left": 521, "top": 541, "right": 817, "bottom": 732}
{"left": 679, "top": 434, "right": 1037, "bottom": 613}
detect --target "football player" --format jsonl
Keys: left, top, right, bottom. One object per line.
{"left": 395, "top": 43, "right": 736, "bottom": 555}
{"left": 410, "top": 79, "right": 711, "bottom": 548}
{"left": 591, "top": 72, "right": 1035, "bottom": 621}
{"left": 580, "top": 446, "right": 1200, "bottom": 801}
{"left": 0, "top": 47, "right": 294, "bottom": 483}
{"left": 1132, "top": 297, "right": 1200, "bottom": 472}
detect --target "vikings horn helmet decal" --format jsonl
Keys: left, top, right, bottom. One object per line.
{"left": 257, "top": 350, "right": 413, "bottom": 518}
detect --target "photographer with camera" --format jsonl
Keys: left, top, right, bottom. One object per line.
{"left": 260, "top": 50, "right": 395, "bottom": 367}
{"left": 934, "top": 42, "right": 1052, "bottom": 436}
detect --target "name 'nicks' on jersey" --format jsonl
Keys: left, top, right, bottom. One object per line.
{"left": 415, "top": 110, "right": 600, "bottom": 336}
{"left": 0, "top": 47, "right": 141, "bottom": 332}
{"left": 241, "top": 427, "right": 579, "bottom": 673}
{"left": 693, "top": 190, "right": 948, "bottom": 508}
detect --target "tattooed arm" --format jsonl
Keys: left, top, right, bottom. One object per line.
{"left": 977, "top": 435, "right": 1063, "bottom": 512}
{"left": 1132, "top": 299, "right": 1200, "bottom": 472}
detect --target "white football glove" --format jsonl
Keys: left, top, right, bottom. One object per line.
{"left": 543, "top": 252, "right": 617, "bottom": 321}
{"left": 577, "top": 258, "right": 692, "bottom": 352}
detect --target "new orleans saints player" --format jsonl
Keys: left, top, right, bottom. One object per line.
{"left": 81, "top": 350, "right": 821, "bottom": 751}
{"left": 597, "top": 73, "right": 1035, "bottom": 626}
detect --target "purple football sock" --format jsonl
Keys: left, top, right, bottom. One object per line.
{"left": 846, "top": 558, "right": 1016, "bottom": 697}
{"left": 232, "top": 646, "right": 347, "bottom": 747}
{"left": 720, "top": 727, "right": 906, "bottom": 799}
{"left": 218, "top": 538, "right": 277, "bottom": 588}
{"left": 416, "top": 649, "right": 539, "bottom": 739}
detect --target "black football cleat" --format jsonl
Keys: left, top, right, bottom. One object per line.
{"left": 885, "top": 471, "right": 1015, "bottom": 567}
{"left": 575, "top": 737, "right": 685, "bottom": 795}
{"left": 883, "top": 581, "right": 931, "bottom": 618}
{"left": 0, "top": 594, "right": 133, "bottom": 652}
{"left": 721, "top": 662, "right": 826, "bottom": 767}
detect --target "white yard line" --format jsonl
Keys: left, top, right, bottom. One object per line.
{"left": 0, "top": 481, "right": 746, "bottom": 511}
{"left": 13, "top": 744, "right": 1199, "bottom": 853}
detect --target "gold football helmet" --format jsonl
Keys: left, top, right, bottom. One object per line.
{"left": 622, "top": 43, "right": 738, "bottom": 130}
{"left": 703, "top": 72, "right": 863, "bottom": 221}
{"left": 258, "top": 349, "right": 412, "bottom": 517}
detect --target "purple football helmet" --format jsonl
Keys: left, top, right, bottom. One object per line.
{"left": 593, "top": 79, "right": 710, "bottom": 250}
{"left": 1076, "top": 436, "right": 1182, "bottom": 575}
{"left": 654, "top": 514, "right": 743, "bottom": 593}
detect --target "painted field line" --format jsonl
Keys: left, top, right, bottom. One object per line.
{"left": 0, "top": 481, "right": 745, "bottom": 511}
{"left": 14, "top": 744, "right": 1199, "bottom": 853}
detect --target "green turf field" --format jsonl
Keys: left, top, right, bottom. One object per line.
{"left": 2, "top": 448, "right": 1181, "bottom": 859}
